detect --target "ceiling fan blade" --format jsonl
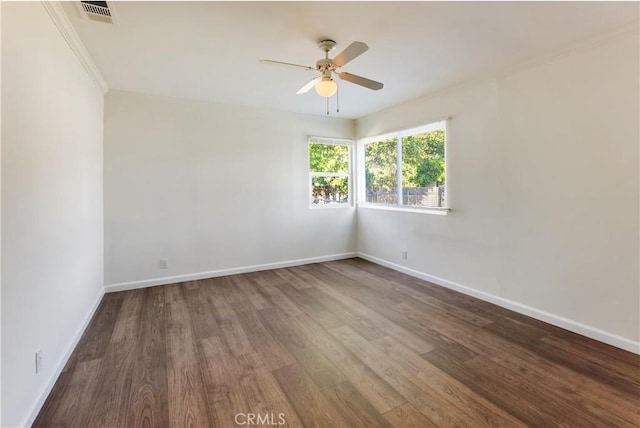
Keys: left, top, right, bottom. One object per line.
{"left": 338, "top": 72, "right": 384, "bottom": 90}
{"left": 332, "top": 41, "right": 368, "bottom": 67}
{"left": 296, "top": 76, "right": 322, "bottom": 94}
{"left": 259, "top": 59, "right": 316, "bottom": 71}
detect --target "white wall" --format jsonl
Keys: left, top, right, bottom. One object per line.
{"left": 104, "top": 91, "right": 355, "bottom": 288}
{"left": 356, "top": 32, "right": 639, "bottom": 350}
{"left": 1, "top": 3, "right": 105, "bottom": 426}
{"left": 0, "top": 2, "right": 3, "bottom": 424}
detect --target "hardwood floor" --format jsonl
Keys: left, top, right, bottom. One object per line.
{"left": 34, "top": 258, "right": 640, "bottom": 427}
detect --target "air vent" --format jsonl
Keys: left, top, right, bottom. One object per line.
{"left": 77, "top": 0, "right": 118, "bottom": 25}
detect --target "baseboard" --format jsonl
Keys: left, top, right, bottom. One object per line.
{"left": 105, "top": 252, "right": 358, "bottom": 293}
{"left": 22, "top": 286, "right": 106, "bottom": 427}
{"left": 357, "top": 252, "right": 640, "bottom": 355}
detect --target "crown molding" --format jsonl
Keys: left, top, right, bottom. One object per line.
{"left": 41, "top": 1, "right": 109, "bottom": 94}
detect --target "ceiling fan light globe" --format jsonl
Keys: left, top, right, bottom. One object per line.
{"left": 315, "top": 78, "right": 337, "bottom": 97}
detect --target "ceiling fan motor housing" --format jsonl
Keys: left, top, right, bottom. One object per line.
{"left": 317, "top": 39, "right": 337, "bottom": 53}
{"left": 316, "top": 58, "right": 335, "bottom": 72}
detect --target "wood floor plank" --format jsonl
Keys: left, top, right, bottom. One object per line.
{"left": 242, "top": 317, "right": 298, "bottom": 371}
{"left": 85, "top": 290, "right": 144, "bottom": 427}
{"left": 320, "top": 261, "right": 408, "bottom": 305}
{"left": 340, "top": 258, "right": 528, "bottom": 323}
{"left": 352, "top": 295, "right": 479, "bottom": 364}
{"left": 231, "top": 273, "right": 273, "bottom": 310}
{"left": 424, "top": 349, "right": 571, "bottom": 426}
{"left": 302, "top": 263, "right": 405, "bottom": 308}
{"left": 259, "top": 307, "right": 346, "bottom": 390}
{"left": 298, "top": 265, "right": 472, "bottom": 360}
{"left": 282, "top": 264, "right": 332, "bottom": 288}
{"left": 392, "top": 282, "right": 494, "bottom": 327}
{"left": 323, "top": 381, "right": 392, "bottom": 428}
{"left": 329, "top": 325, "right": 480, "bottom": 426}
{"left": 165, "top": 284, "right": 212, "bottom": 427}
{"left": 226, "top": 293, "right": 297, "bottom": 371}
{"left": 301, "top": 285, "right": 387, "bottom": 341}
{"left": 272, "top": 267, "right": 313, "bottom": 289}
{"left": 33, "top": 359, "right": 103, "bottom": 427}
{"left": 326, "top": 258, "right": 493, "bottom": 333}
{"left": 546, "top": 329, "right": 640, "bottom": 367}
{"left": 184, "top": 279, "right": 221, "bottom": 340}
{"left": 110, "top": 289, "right": 144, "bottom": 342}
{"left": 490, "top": 349, "right": 640, "bottom": 426}
{"left": 74, "top": 293, "right": 124, "bottom": 363}
{"left": 126, "top": 286, "right": 169, "bottom": 427}
{"left": 235, "top": 352, "right": 303, "bottom": 427}
{"left": 199, "top": 336, "right": 249, "bottom": 427}
{"left": 271, "top": 281, "right": 346, "bottom": 330}
{"left": 530, "top": 335, "right": 640, "bottom": 395}
{"left": 458, "top": 353, "right": 617, "bottom": 427}
{"left": 246, "top": 270, "right": 304, "bottom": 317}
{"left": 481, "top": 314, "right": 548, "bottom": 347}
{"left": 32, "top": 360, "right": 78, "bottom": 426}
{"left": 372, "top": 336, "right": 527, "bottom": 427}
{"left": 271, "top": 364, "right": 352, "bottom": 428}
{"left": 207, "top": 279, "right": 254, "bottom": 357}
{"left": 304, "top": 286, "right": 389, "bottom": 341}
{"left": 391, "top": 300, "right": 640, "bottom": 426}
{"left": 289, "top": 313, "right": 407, "bottom": 413}
{"left": 36, "top": 258, "right": 640, "bottom": 427}
{"left": 383, "top": 403, "right": 440, "bottom": 428}
{"left": 295, "top": 266, "right": 436, "bottom": 354}
{"left": 540, "top": 335, "right": 640, "bottom": 379}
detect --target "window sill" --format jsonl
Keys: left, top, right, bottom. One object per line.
{"left": 309, "top": 203, "right": 355, "bottom": 209}
{"left": 357, "top": 203, "right": 450, "bottom": 215}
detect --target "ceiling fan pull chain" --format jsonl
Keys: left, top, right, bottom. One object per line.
{"left": 336, "top": 85, "right": 340, "bottom": 113}
{"left": 326, "top": 97, "right": 329, "bottom": 115}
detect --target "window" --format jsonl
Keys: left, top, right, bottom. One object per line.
{"left": 308, "top": 137, "right": 353, "bottom": 206}
{"left": 360, "top": 120, "right": 447, "bottom": 210}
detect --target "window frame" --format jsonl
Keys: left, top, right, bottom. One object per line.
{"left": 308, "top": 136, "right": 354, "bottom": 209}
{"left": 357, "top": 120, "right": 450, "bottom": 214}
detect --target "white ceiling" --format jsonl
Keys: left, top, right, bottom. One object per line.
{"left": 62, "top": 1, "right": 638, "bottom": 119}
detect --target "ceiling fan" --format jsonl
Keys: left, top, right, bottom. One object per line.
{"left": 260, "top": 40, "right": 384, "bottom": 99}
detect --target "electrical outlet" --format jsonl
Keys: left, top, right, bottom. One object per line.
{"left": 159, "top": 258, "right": 169, "bottom": 269}
{"left": 402, "top": 250, "right": 408, "bottom": 260}
{"left": 35, "top": 350, "right": 43, "bottom": 374}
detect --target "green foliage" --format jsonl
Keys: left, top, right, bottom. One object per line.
{"left": 309, "top": 144, "right": 349, "bottom": 173}
{"left": 365, "top": 130, "right": 445, "bottom": 198}
{"left": 402, "top": 130, "right": 445, "bottom": 187}
{"left": 365, "top": 138, "right": 397, "bottom": 191}
{"left": 310, "top": 144, "right": 349, "bottom": 204}
{"left": 311, "top": 176, "right": 348, "bottom": 204}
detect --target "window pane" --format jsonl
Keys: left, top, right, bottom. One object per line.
{"left": 311, "top": 176, "right": 349, "bottom": 205}
{"left": 309, "top": 144, "right": 349, "bottom": 173}
{"left": 365, "top": 139, "right": 398, "bottom": 204}
{"left": 401, "top": 130, "right": 445, "bottom": 207}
